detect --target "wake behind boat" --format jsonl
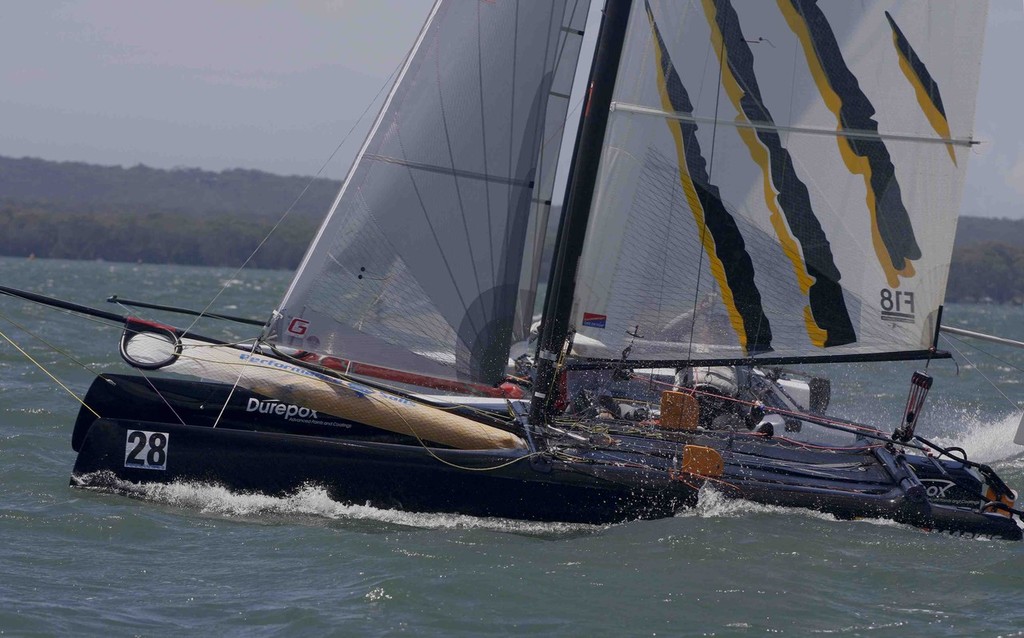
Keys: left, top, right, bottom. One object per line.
{"left": 3, "top": 0, "right": 1024, "bottom": 540}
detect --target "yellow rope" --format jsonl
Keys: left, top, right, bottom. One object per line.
{"left": 0, "top": 309, "right": 107, "bottom": 377}
{"left": 0, "top": 326, "right": 100, "bottom": 419}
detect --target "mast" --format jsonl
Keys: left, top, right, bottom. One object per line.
{"left": 530, "top": 0, "right": 633, "bottom": 424}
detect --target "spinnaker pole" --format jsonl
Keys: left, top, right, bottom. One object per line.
{"left": 106, "top": 295, "right": 265, "bottom": 326}
{"left": 0, "top": 284, "right": 224, "bottom": 346}
{"left": 0, "top": 284, "right": 126, "bottom": 323}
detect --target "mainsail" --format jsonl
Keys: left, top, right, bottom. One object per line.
{"left": 567, "top": 0, "right": 987, "bottom": 365}
{"left": 266, "top": 0, "right": 592, "bottom": 387}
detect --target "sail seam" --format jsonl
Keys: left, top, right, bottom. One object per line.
{"left": 609, "top": 102, "right": 975, "bottom": 147}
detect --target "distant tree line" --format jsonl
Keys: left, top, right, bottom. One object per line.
{"left": 0, "top": 205, "right": 316, "bottom": 270}
{"left": 0, "top": 155, "right": 337, "bottom": 270}
{"left": 0, "top": 155, "right": 338, "bottom": 221}
{"left": 953, "top": 216, "right": 1024, "bottom": 250}
{"left": 1, "top": 156, "right": 1023, "bottom": 298}
{"left": 946, "top": 241, "right": 1024, "bottom": 304}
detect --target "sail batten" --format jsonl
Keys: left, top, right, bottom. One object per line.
{"left": 362, "top": 154, "right": 535, "bottom": 187}
{"left": 609, "top": 103, "right": 976, "bottom": 146}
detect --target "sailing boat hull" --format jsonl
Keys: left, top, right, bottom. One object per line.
{"left": 71, "top": 417, "right": 695, "bottom": 525}
{"left": 71, "top": 375, "right": 1023, "bottom": 539}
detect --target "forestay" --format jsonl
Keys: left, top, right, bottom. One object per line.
{"left": 268, "top": 0, "right": 591, "bottom": 386}
{"left": 569, "top": 0, "right": 987, "bottom": 364}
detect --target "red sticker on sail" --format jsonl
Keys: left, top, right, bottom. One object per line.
{"left": 582, "top": 312, "right": 607, "bottom": 329}
{"left": 287, "top": 318, "right": 310, "bottom": 336}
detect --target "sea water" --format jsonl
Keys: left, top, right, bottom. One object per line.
{"left": 2, "top": 257, "right": 1024, "bottom": 637}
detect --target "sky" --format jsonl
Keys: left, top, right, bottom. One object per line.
{"left": 2, "top": 1, "right": 1022, "bottom": 218}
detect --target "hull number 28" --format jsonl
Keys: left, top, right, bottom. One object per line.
{"left": 124, "top": 430, "right": 169, "bottom": 470}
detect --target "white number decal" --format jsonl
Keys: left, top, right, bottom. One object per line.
{"left": 124, "top": 430, "right": 169, "bottom": 470}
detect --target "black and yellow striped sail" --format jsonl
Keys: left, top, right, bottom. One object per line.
{"left": 569, "top": 0, "right": 986, "bottom": 366}
{"left": 645, "top": 1, "right": 772, "bottom": 356}
{"left": 702, "top": 0, "right": 856, "bottom": 349}
{"left": 885, "top": 10, "right": 957, "bottom": 165}
{"left": 780, "top": 0, "right": 920, "bottom": 289}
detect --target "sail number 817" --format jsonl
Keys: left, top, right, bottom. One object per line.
{"left": 124, "top": 430, "right": 169, "bottom": 470}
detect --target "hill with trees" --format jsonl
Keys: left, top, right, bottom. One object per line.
{"left": 1, "top": 155, "right": 1022, "bottom": 300}
{"left": 0, "top": 156, "right": 337, "bottom": 220}
{"left": 0, "top": 156, "right": 338, "bottom": 269}
{"left": 946, "top": 240, "right": 1024, "bottom": 304}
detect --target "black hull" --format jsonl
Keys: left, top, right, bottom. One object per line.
{"left": 70, "top": 375, "right": 1023, "bottom": 539}
{"left": 73, "top": 418, "right": 695, "bottom": 524}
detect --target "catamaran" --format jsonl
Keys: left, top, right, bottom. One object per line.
{"left": 3, "top": 0, "right": 1023, "bottom": 539}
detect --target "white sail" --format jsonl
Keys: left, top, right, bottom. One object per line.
{"left": 513, "top": 2, "right": 593, "bottom": 343}
{"left": 569, "top": 0, "right": 987, "bottom": 364}
{"left": 268, "top": 0, "right": 592, "bottom": 387}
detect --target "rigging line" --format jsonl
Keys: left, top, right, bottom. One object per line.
{"left": 476, "top": 1, "right": 495, "bottom": 280}
{"left": 435, "top": 14, "right": 484, "bottom": 306}
{"left": 23, "top": 301, "right": 120, "bottom": 331}
{"left": 181, "top": 59, "right": 405, "bottom": 340}
{"left": 109, "top": 298, "right": 229, "bottom": 426}
{"left": 500, "top": 0, "right": 557, "bottom": 287}
{"left": 686, "top": 23, "right": 727, "bottom": 362}
{"left": 535, "top": 0, "right": 590, "bottom": 162}
{"left": 939, "top": 333, "right": 1021, "bottom": 412}
{"left": 941, "top": 330, "right": 1024, "bottom": 374}
{"left": 136, "top": 371, "right": 189, "bottom": 428}
{"left": 0, "top": 325, "right": 100, "bottom": 420}
{"left": 210, "top": 338, "right": 264, "bottom": 430}
{"left": 110, "top": 298, "right": 148, "bottom": 322}
{"left": 499, "top": 0, "right": 525, "bottom": 285}
{"left": 0, "top": 310, "right": 108, "bottom": 382}
{"left": 384, "top": 21, "right": 482, "bottom": 341}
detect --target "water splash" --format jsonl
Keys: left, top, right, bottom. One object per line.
{"left": 929, "top": 411, "right": 1024, "bottom": 464}
{"left": 680, "top": 486, "right": 918, "bottom": 537}
{"left": 681, "top": 486, "right": 839, "bottom": 523}
{"left": 73, "top": 472, "right": 597, "bottom": 536}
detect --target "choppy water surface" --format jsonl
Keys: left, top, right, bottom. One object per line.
{"left": 2, "top": 257, "right": 1024, "bottom": 637}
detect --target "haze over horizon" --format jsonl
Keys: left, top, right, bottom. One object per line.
{"left": 2, "top": 1, "right": 1022, "bottom": 218}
